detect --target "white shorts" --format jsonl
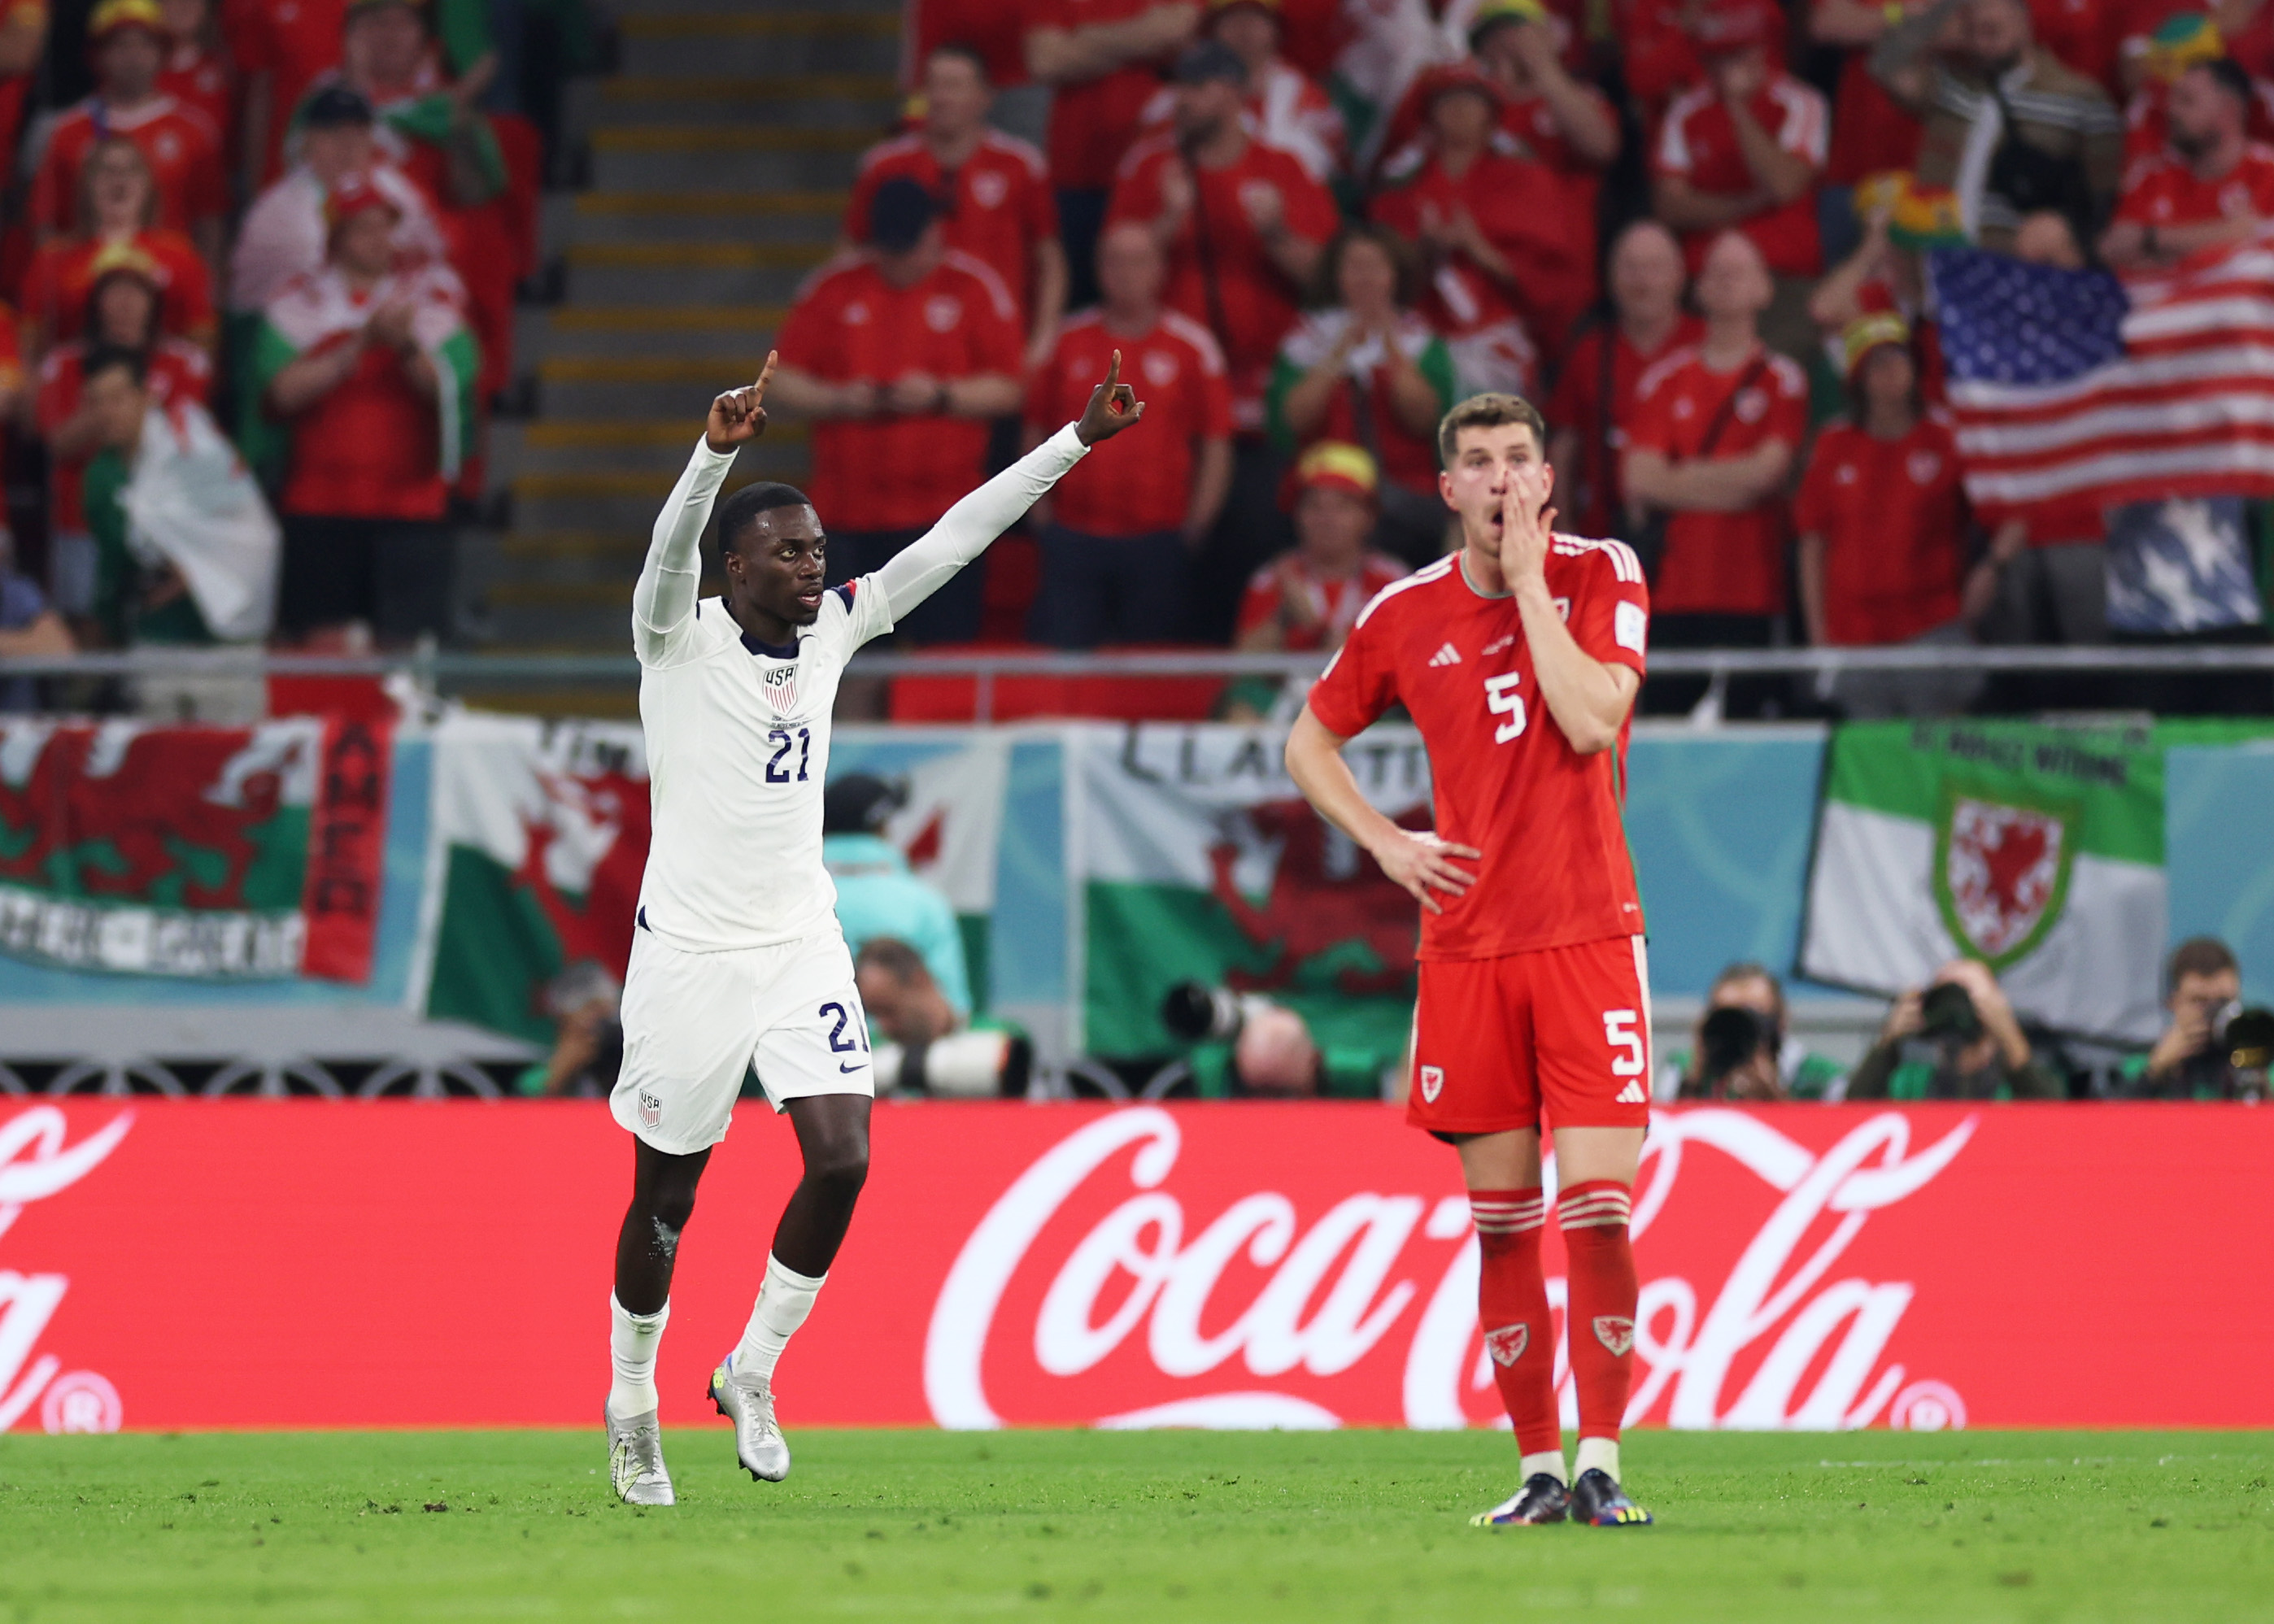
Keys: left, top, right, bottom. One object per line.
{"left": 611, "top": 925, "right": 873, "bottom": 1155}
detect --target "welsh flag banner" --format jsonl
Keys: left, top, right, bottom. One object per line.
{"left": 1069, "top": 724, "right": 1427, "bottom": 1079}
{"left": 0, "top": 718, "right": 390, "bottom": 981}
{"left": 1798, "top": 719, "right": 2271, "bottom": 1043}
{"left": 416, "top": 716, "right": 1015, "bottom": 1042}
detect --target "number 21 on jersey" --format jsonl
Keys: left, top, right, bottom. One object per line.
{"left": 1483, "top": 673, "right": 1526, "bottom": 742}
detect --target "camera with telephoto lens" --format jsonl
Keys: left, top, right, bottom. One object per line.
{"left": 873, "top": 1030, "right": 1032, "bottom": 1099}
{"left": 2213, "top": 1001, "right": 2274, "bottom": 1102}
{"left": 1697, "top": 1005, "right": 1776, "bottom": 1092}
{"left": 1161, "top": 981, "right": 1280, "bottom": 1044}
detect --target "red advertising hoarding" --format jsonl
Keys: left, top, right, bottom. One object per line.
{"left": 4, "top": 1099, "right": 2268, "bottom": 1435}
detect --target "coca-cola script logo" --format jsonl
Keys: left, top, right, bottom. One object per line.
{"left": 0, "top": 1107, "right": 131, "bottom": 1434}
{"left": 925, "top": 1107, "right": 1976, "bottom": 1432}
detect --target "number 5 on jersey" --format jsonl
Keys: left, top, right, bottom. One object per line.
{"left": 1484, "top": 673, "right": 1526, "bottom": 742}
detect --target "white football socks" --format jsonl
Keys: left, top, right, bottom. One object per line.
{"left": 1575, "top": 1437, "right": 1621, "bottom": 1482}
{"left": 1521, "top": 1449, "right": 1568, "bottom": 1486}
{"left": 607, "top": 1293, "right": 669, "bottom": 1421}
{"left": 731, "top": 1253, "right": 826, "bottom": 1386}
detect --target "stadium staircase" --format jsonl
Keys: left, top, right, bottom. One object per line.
{"left": 470, "top": 0, "right": 903, "bottom": 708}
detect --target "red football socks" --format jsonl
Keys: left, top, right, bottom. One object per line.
{"left": 1470, "top": 1187, "right": 1559, "bottom": 1455}
{"left": 1557, "top": 1178, "right": 1638, "bottom": 1443}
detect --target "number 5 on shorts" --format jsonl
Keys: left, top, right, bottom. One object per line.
{"left": 1603, "top": 1009, "right": 1645, "bottom": 1076}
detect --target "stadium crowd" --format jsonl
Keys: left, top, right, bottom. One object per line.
{"left": 817, "top": 0, "right": 2273, "bottom": 713}
{"left": 0, "top": 0, "right": 586, "bottom": 708}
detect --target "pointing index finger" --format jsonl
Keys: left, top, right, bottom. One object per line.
{"left": 754, "top": 350, "right": 778, "bottom": 396}
{"left": 1104, "top": 349, "right": 1122, "bottom": 391}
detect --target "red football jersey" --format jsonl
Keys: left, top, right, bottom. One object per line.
{"left": 2116, "top": 144, "right": 2274, "bottom": 226}
{"left": 1106, "top": 134, "right": 1340, "bottom": 426}
{"left": 1370, "top": 150, "right": 1588, "bottom": 345}
{"left": 1025, "top": 308, "right": 1233, "bottom": 536}
{"left": 159, "top": 42, "right": 236, "bottom": 155}
{"left": 1794, "top": 416, "right": 1968, "bottom": 645}
{"left": 32, "top": 97, "right": 227, "bottom": 237}
{"left": 1625, "top": 343, "right": 1808, "bottom": 616}
{"left": 20, "top": 229, "right": 215, "bottom": 342}
{"left": 1024, "top": 0, "right": 1175, "bottom": 190}
{"left": 37, "top": 337, "right": 211, "bottom": 531}
{"left": 1236, "top": 551, "right": 1409, "bottom": 651}
{"left": 1306, "top": 543, "right": 1651, "bottom": 960}
{"left": 904, "top": 0, "right": 1031, "bottom": 88}
{"left": 1654, "top": 76, "right": 1828, "bottom": 276}
{"left": 773, "top": 250, "right": 1026, "bottom": 533}
{"left": 1544, "top": 312, "right": 1705, "bottom": 539}
{"left": 845, "top": 130, "right": 1058, "bottom": 319}
{"left": 222, "top": 0, "right": 347, "bottom": 178}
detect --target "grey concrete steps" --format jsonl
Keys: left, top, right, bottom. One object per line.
{"left": 534, "top": 304, "right": 786, "bottom": 359}
{"left": 512, "top": 417, "right": 806, "bottom": 476}
{"left": 621, "top": 26, "right": 900, "bottom": 81}
{"left": 567, "top": 189, "right": 847, "bottom": 246}
{"left": 599, "top": 75, "right": 900, "bottom": 127}
{"left": 538, "top": 357, "right": 791, "bottom": 419}
{"left": 590, "top": 143, "right": 870, "bottom": 194}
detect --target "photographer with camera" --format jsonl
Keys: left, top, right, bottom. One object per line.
{"left": 1666, "top": 962, "right": 1847, "bottom": 1103}
{"left": 1847, "top": 958, "right": 2064, "bottom": 1101}
{"left": 2120, "top": 938, "right": 2274, "bottom": 1102}
{"left": 855, "top": 938, "right": 1031, "bottom": 1099}
{"left": 516, "top": 961, "right": 625, "bottom": 1098}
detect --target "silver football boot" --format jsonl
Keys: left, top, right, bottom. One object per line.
{"left": 708, "top": 1357, "right": 791, "bottom": 1482}
{"left": 604, "top": 1404, "right": 675, "bottom": 1506}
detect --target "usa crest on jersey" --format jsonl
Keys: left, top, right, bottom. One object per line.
{"left": 758, "top": 661, "right": 800, "bottom": 716}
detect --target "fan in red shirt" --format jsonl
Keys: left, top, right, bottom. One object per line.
{"left": 158, "top": 0, "right": 236, "bottom": 151}
{"left": 1105, "top": 41, "right": 1338, "bottom": 431}
{"left": 1025, "top": 221, "right": 1234, "bottom": 646}
{"left": 904, "top": 0, "right": 1031, "bottom": 90}
{"left": 1545, "top": 218, "right": 1704, "bottom": 541}
{"left": 32, "top": 0, "right": 226, "bottom": 270}
{"left": 1234, "top": 440, "right": 1407, "bottom": 651}
{"left": 1814, "top": 0, "right": 1928, "bottom": 185}
{"left": 1023, "top": 0, "right": 1199, "bottom": 304}
{"left": 1651, "top": 0, "right": 1828, "bottom": 290}
{"left": 769, "top": 178, "right": 1026, "bottom": 645}
{"left": 1130, "top": 0, "right": 1348, "bottom": 184}
{"left": 1370, "top": 66, "right": 1566, "bottom": 387}
{"left": 225, "top": 0, "right": 346, "bottom": 182}
{"left": 1287, "top": 390, "right": 1656, "bottom": 1530}
{"left": 0, "top": 0, "right": 48, "bottom": 197}
{"left": 2103, "top": 58, "right": 2274, "bottom": 264}
{"left": 1622, "top": 229, "right": 1806, "bottom": 716}
{"left": 844, "top": 46, "right": 1066, "bottom": 368}
{"left": 20, "top": 137, "right": 215, "bottom": 360}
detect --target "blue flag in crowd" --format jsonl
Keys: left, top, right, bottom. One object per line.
{"left": 1928, "top": 248, "right": 2128, "bottom": 385}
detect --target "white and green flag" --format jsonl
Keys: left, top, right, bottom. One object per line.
{"left": 1799, "top": 720, "right": 2266, "bottom": 1043}
{"left": 1069, "top": 724, "right": 1429, "bottom": 1083}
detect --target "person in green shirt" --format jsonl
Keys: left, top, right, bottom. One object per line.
{"left": 82, "top": 346, "right": 213, "bottom": 649}
{"left": 1845, "top": 958, "right": 2067, "bottom": 1101}
{"left": 1666, "top": 961, "right": 1847, "bottom": 1101}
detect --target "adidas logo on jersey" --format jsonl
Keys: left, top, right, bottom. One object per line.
{"left": 1614, "top": 1080, "right": 1648, "bottom": 1104}
{"left": 1427, "top": 642, "right": 1461, "bottom": 667}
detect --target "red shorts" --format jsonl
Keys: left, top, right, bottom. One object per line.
{"left": 1408, "top": 935, "right": 1653, "bottom": 1134}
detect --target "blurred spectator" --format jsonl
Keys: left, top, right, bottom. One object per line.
{"left": 0, "top": 0, "right": 44, "bottom": 190}
{"left": 823, "top": 773, "right": 972, "bottom": 1019}
{"left": 1652, "top": 0, "right": 1830, "bottom": 359}
{"left": 230, "top": 85, "right": 447, "bottom": 342}
{"left": 1806, "top": 177, "right": 1940, "bottom": 377}
{"left": 1234, "top": 441, "right": 1409, "bottom": 651}
{"left": 2102, "top": 58, "right": 2274, "bottom": 264}
{"left": 2122, "top": 937, "right": 2268, "bottom": 1099}
{"left": 515, "top": 960, "right": 622, "bottom": 1098}
{"left": 1107, "top": 41, "right": 1337, "bottom": 433}
{"left": 1546, "top": 218, "right": 1703, "bottom": 542}
{"left": 1662, "top": 961, "right": 1847, "bottom": 1100}
{"left": 855, "top": 935, "right": 965, "bottom": 1047}
{"left": 1266, "top": 223, "right": 1456, "bottom": 564}
{"left": 250, "top": 175, "right": 477, "bottom": 646}
{"left": 1623, "top": 231, "right": 1807, "bottom": 716}
{"left": 2103, "top": 490, "right": 2270, "bottom": 712}
{"left": 1023, "top": 221, "right": 1233, "bottom": 647}
{"left": 1846, "top": 958, "right": 2065, "bottom": 1099}
{"left": 31, "top": 0, "right": 226, "bottom": 272}
{"left": 158, "top": 0, "right": 235, "bottom": 145}
{"left": 1135, "top": 0, "right": 1348, "bottom": 182}
{"left": 1795, "top": 312, "right": 2001, "bottom": 717}
{"left": 82, "top": 345, "right": 281, "bottom": 708}
{"left": 1470, "top": 0, "right": 1618, "bottom": 296}
{"left": 1812, "top": 0, "right": 1929, "bottom": 213}
{"left": 1875, "top": 0, "right": 2123, "bottom": 252}
{"left": 36, "top": 258, "right": 212, "bottom": 618}
{"left": 1371, "top": 64, "right": 1565, "bottom": 389}
{"left": 1232, "top": 1000, "right": 1321, "bottom": 1095}
{"left": 845, "top": 44, "right": 1067, "bottom": 371}
{"left": 229, "top": 0, "right": 347, "bottom": 183}
{"left": 0, "top": 525, "right": 72, "bottom": 712}
{"left": 1023, "top": 0, "right": 1199, "bottom": 306}
{"left": 20, "top": 140, "right": 216, "bottom": 362}
{"left": 2116, "top": 11, "right": 2229, "bottom": 163}
{"left": 903, "top": 0, "right": 1032, "bottom": 103}
{"left": 769, "top": 177, "right": 1025, "bottom": 645}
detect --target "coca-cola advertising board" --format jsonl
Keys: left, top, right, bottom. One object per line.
{"left": 5, "top": 1099, "right": 2270, "bottom": 1435}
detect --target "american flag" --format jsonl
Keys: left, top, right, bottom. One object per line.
{"left": 1928, "top": 235, "right": 2274, "bottom": 526}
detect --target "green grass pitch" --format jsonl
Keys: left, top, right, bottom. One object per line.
{"left": 4, "top": 1428, "right": 2270, "bottom": 1622}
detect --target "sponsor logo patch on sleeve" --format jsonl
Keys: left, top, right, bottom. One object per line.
{"left": 1614, "top": 600, "right": 1647, "bottom": 655}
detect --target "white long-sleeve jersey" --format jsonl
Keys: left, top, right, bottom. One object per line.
{"left": 629, "top": 423, "right": 1090, "bottom": 954}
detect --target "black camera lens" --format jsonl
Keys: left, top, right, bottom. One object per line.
{"left": 1919, "top": 982, "right": 1983, "bottom": 1042}
{"left": 1699, "top": 1006, "right": 1770, "bottom": 1082}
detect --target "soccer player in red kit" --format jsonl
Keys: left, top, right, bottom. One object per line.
{"left": 1286, "top": 391, "right": 1655, "bottom": 1529}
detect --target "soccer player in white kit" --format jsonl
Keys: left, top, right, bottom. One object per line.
{"left": 602, "top": 350, "right": 1145, "bottom": 1505}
